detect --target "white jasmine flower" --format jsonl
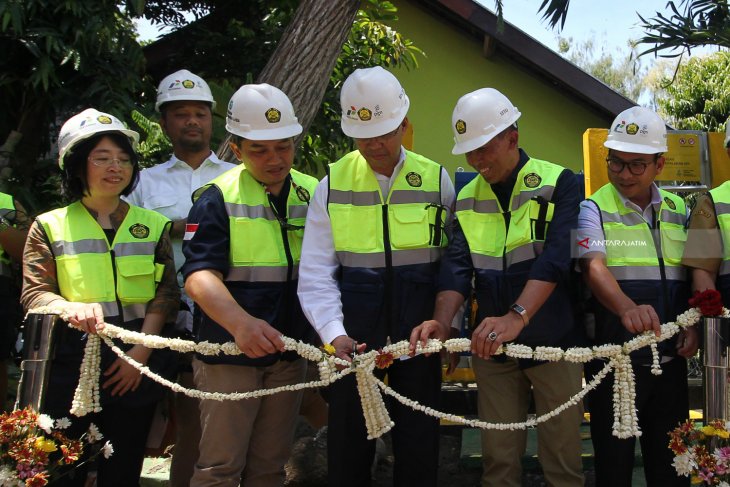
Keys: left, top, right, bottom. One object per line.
{"left": 37, "top": 414, "right": 54, "bottom": 434}
{"left": 55, "top": 417, "right": 72, "bottom": 430}
{"left": 102, "top": 441, "right": 114, "bottom": 459}
{"left": 87, "top": 423, "right": 103, "bottom": 443}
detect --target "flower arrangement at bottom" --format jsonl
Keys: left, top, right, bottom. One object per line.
{"left": 669, "top": 419, "right": 730, "bottom": 486}
{"left": 0, "top": 406, "right": 112, "bottom": 487}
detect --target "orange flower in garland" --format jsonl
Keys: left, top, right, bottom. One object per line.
{"left": 689, "top": 289, "right": 724, "bottom": 317}
{"left": 375, "top": 351, "right": 394, "bottom": 369}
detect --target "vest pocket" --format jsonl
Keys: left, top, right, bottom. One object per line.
{"left": 116, "top": 258, "right": 157, "bottom": 303}
{"left": 388, "top": 206, "right": 430, "bottom": 249}
{"left": 57, "top": 254, "right": 109, "bottom": 302}
{"left": 330, "top": 206, "right": 378, "bottom": 252}
{"left": 231, "top": 218, "right": 281, "bottom": 264}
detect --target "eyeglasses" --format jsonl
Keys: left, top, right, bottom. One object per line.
{"left": 89, "top": 157, "right": 134, "bottom": 169}
{"left": 355, "top": 126, "right": 402, "bottom": 143}
{"left": 606, "top": 156, "right": 653, "bottom": 176}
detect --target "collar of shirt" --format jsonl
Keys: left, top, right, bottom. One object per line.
{"left": 163, "top": 151, "right": 224, "bottom": 170}
{"left": 372, "top": 147, "right": 407, "bottom": 196}
{"left": 616, "top": 182, "right": 662, "bottom": 223}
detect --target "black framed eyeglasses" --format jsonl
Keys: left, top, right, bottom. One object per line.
{"left": 605, "top": 156, "right": 652, "bottom": 176}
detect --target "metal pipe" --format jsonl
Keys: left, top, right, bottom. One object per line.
{"left": 704, "top": 316, "right": 730, "bottom": 422}
{"left": 15, "top": 314, "right": 59, "bottom": 411}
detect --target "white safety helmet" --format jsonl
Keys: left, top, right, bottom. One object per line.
{"left": 724, "top": 115, "right": 730, "bottom": 148}
{"left": 340, "top": 66, "right": 409, "bottom": 139}
{"left": 225, "top": 83, "right": 302, "bottom": 140}
{"left": 604, "top": 106, "right": 667, "bottom": 154}
{"left": 155, "top": 69, "right": 216, "bottom": 112}
{"left": 57, "top": 108, "right": 139, "bottom": 169}
{"left": 451, "top": 88, "right": 521, "bottom": 155}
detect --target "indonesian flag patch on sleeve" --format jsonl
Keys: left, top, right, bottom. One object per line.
{"left": 183, "top": 223, "right": 199, "bottom": 241}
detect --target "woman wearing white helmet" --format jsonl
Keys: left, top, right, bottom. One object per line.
{"left": 21, "top": 109, "right": 180, "bottom": 486}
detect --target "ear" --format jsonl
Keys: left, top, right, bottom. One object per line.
{"left": 655, "top": 155, "right": 665, "bottom": 175}
{"left": 229, "top": 141, "right": 242, "bottom": 161}
{"left": 508, "top": 129, "right": 519, "bottom": 149}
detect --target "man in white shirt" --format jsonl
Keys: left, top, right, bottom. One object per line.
{"left": 124, "top": 69, "right": 236, "bottom": 487}
{"left": 297, "top": 66, "right": 455, "bottom": 487}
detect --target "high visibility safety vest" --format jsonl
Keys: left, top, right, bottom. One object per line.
{"left": 0, "top": 192, "right": 15, "bottom": 278}
{"left": 37, "top": 201, "right": 168, "bottom": 326}
{"left": 196, "top": 165, "right": 319, "bottom": 366}
{"left": 328, "top": 150, "right": 447, "bottom": 347}
{"left": 37, "top": 201, "right": 174, "bottom": 407}
{"left": 455, "top": 157, "right": 577, "bottom": 348}
{"left": 709, "top": 181, "right": 730, "bottom": 303}
{"left": 588, "top": 183, "right": 688, "bottom": 358}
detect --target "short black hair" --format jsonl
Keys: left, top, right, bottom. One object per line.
{"left": 61, "top": 132, "right": 140, "bottom": 200}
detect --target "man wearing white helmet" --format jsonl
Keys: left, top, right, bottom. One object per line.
{"left": 683, "top": 115, "right": 730, "bottom": 306}
{"left": 182, "top": 84, "right": 318, "bottom": 487}
{"left": 298, "top": 66, "right": 455, "bottom": 486}
{"left": 124, "top": 69, "right": 236, "bottom": 486}
{"left": 578, "top": 106, "right": 696, "bottom": 486}
{"left": 410, "top": 87, "right": 585, "bottom": 487}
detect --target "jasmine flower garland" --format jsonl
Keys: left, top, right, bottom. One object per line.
{"left": 27, "top": 305, "right": 709, "bottom": 439}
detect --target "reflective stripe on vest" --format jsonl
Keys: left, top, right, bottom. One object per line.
{"left": 328, "top": 150, "right": 446, "bottom": 267}
{"left": 37, "top": 201, "right": 169, "bottom": 316}
{"left": 455, "top": 158, "right": 562, "bottom": 271}
{"left": 0, "top": 192, "right": 15, "bottom": 276}
{"left": 208, "top": 165, "right": 318, "bottom": 283}
{"left": 711, "top": 182, "right": 730, "bottom": 277}
{"left": 588, "top": 184, "right": 687, "bottom": 281}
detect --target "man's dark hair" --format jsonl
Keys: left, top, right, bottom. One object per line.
{"left": 61, "top": 132, "right": 140, "bottom": 200}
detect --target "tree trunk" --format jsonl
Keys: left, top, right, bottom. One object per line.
{"left": 217, "top": 0, "right": 359, "bottom": 163}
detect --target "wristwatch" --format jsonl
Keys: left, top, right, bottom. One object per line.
{"left": 509, "top": 303, "right": 529, "bottom": 327}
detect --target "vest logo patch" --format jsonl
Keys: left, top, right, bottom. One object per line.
{"left": 295, "top": 186, "right": 310, "bottom": 203}
{"left": 664, "top": 196, "right": 676, "bottom": 210}
{"left": 357, "top": 107, "right": 372, "bottom": 121}
{"left": 455, "top": 119, "right": 467, "bottom": 135}
{"left": 523, "top": 173, "right": 541, "bottom": 188}
{"left": 406, "top": 172, "right": 422, "bottom": 187}
{"left": 182, "top": 79, "right": 195, "bottom": 89}
{"left": 265, "top": 108, "right": 281, "bottom": 124}
{"left": 626, "top": 123, "right": 639, "bottom": 135}
{"left": 129, "top": 223, "right": 150, "bottom": 239}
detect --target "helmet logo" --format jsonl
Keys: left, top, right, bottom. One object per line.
{"left": 129, "top": 223, "right": 150, "bottom": 239}
{"left": 182, "top": 79, "right": 195, "bottom": 89}
{"left": 523, "top": 173, "right": 542, "bottom": 189}
{"left": 613, "top": 121, "right": 626, "bottom": 133}
{"left": 357, "top": 108, "right": 372, "bottom": 121}
{"left": 265, "top": 108, "right": 281, "bottom": 124}
{"left": 406, "top": 172, "right": 422, "bottom": 187}
{"left": 626, "top": 123, "right": 639, "bottom": 135}
{"left": 97, "top": 116, "right": 112, "bottom": 124}
{"left": 455, "top": 119, "right": 467, "bottom": 135}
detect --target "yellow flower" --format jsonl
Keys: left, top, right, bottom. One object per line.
{"left": 322, "top": 343, "right": 336, "bottom": 355}
{"left": 691, "top": 475, "right": 703, "bottom": 484}
{"left": 701, "top": 425, "right": 716, "bottom": 436}
{"left": 718, "top": 429, "right": 730, "bottom": 439}
{"left": 34, "top": 436, "right": 57, "bottom": 453}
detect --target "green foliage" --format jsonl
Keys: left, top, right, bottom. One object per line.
{"left": 558, "top": 37, "right": 646, "bottom": 102}
{"left": 297, "top": 0, "right": 424, "bottom": 176}
{"left": 130, "top": 110, "right": 172, "bottom": 169}
{"left": 0, "top": 0, "right": 150, "bottom": 213}
{"left": 656, "top": 51, "right": 730, "bottom": 130}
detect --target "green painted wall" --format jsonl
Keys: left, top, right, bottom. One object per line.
{"left": 391, "top": 0, "right": 611, "bottom": 179}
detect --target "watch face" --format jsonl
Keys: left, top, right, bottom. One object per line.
{"left": 511, "top": 304, "right": 525, "bottom": 314}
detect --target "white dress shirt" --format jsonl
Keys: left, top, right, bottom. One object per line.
{"left": 297, "top": 148, "right": 456, "bottom": 345}
{"left": 125, "top": 152, "right": 237, "bottom": 271}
